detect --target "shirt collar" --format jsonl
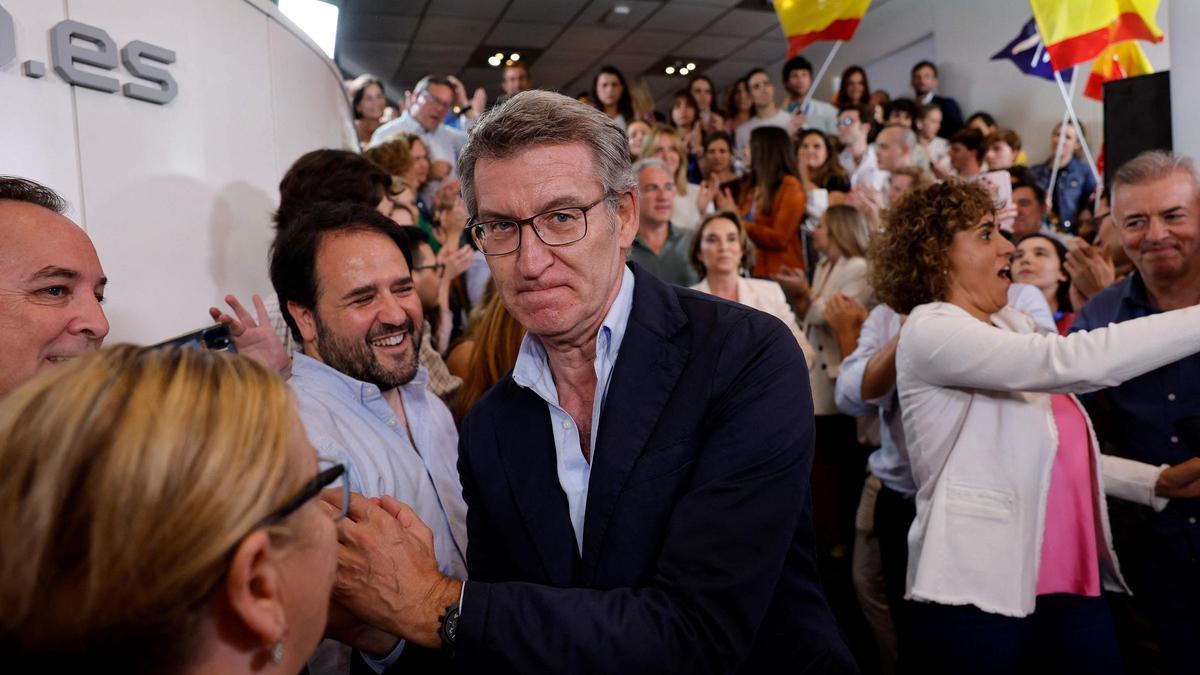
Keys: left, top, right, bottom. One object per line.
{"left": 1119, "top": 270, "right": 1155, "bottom": 311}
{"left": 513, "top": 265, "right": 636, "bottom": 393}
{"left": 291, "top": 351, "right": 429, "bottom": 404}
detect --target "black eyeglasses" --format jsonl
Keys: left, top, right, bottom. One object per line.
{"left": 469, "top": 195, "right": 613, "bottom": 256}
{"left": 257, "top": 456, "right": 348, "bottom": 528}
{"left": 413, "top": 262, "right": 447, "bottom": 276}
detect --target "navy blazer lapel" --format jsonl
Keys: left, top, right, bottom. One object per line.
{"left": 495, "top": 379, "right": 581, "bottom": 586}
{"left": 580, "top": 264, "right": 688, "bottom": 581}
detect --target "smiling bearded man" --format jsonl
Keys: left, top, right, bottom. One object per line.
{"left": 268, "top": 202, "right": 467, "bottom": 671}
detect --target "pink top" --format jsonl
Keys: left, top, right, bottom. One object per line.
{"left": 1036, "top": 394, "right": 1102, "bottom": 597}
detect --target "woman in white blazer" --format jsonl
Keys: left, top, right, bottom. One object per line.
{"left": 688, "top": 211, "right": 815, "bottom": 369}
{"left": 870, "top": 180, "right": 1200, "bottom": 674}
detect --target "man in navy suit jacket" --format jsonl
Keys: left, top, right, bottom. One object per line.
{"left": 325, "top": 90, "right": 855, "bottom": 674}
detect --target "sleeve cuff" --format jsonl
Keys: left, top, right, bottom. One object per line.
{"left": 1100, "top": 455, "right": 1170, "bottom": 512}
{"left": 360, "top": 638, "right": 406, "bottom": 673}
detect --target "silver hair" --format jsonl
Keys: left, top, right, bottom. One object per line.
{"left": 457, "top": 90, "right": 637, "bottom": 218}
{"left": 631, "top": 157, "right": 671, "bottom": 176}
{"left": 1111, "top": 151, "right": 1200, "bottom": 213}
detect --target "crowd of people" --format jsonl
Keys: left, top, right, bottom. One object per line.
{"left": 2, "top": 48, "right": 1200, "bottom": 675}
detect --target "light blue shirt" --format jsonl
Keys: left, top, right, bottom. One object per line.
{"left": 511, "top": 265, "right": 636, "bottom": 552}
{"left": 289, "top": 353, "right": 468, "bottom": 577}
{"left": 834, "top": 284, "right": 1055, "bottom": 497}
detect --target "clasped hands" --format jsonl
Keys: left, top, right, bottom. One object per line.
{"left": 318, "top": 492, "right": 463, "bottom": 652}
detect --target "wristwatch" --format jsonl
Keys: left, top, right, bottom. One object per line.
{"left": 438, "top": 602, "right": 460, "bottom": 651}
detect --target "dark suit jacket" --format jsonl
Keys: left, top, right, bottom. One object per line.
{"left": 932, "top": 94, "right": 964, "bottom": 138}
{"left": 454, "top": 262, "right": 855, "bottom": 674}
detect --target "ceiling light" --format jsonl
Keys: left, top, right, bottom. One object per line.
{"left": 614, "top": 5, "right": 631, "bottom": 15}
{"left": 665, "top": 66, "right": 675, "bottom": 75}
{"left": 494, "top": 52, "right": 504, "bottom": 59}
{"left": 488, "top": 55, "right": 502, "bottom": 67}
{"left": 687, "top": 62, "right": 696, "bottom": 70}
{"left": 510, "top": 53, "right": 520, "bottom": 61}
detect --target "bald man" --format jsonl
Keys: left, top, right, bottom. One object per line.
{"left": 0, "top": 176, "right": 109, "bottom": 397}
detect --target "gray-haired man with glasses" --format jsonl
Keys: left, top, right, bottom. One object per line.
{"left": 327, "top": 90, "right": 856, "bottom": 674}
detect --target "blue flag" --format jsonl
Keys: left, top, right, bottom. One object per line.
{"left": 991, "top": 18, "right": 1072, "bottom": 83}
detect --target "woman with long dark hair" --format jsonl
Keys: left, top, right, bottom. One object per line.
{"left": 725, "top": 126, "right": 807, "bottom": 277}
{"left": 835, "top": 66, "right": 870, "bottom": 108}
{"left": 591, "top": 65, "right": 635, "bottom": 130}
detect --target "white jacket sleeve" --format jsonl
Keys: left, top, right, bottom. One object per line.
{"left": 901, "top": 302, "right": 1200, "bottom": 394}
{"left": 1101, "top": 455, "right": 1169, "bottom": 511}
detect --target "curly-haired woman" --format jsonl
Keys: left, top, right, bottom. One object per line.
{"left": 870, "top": 180, "right": 1200, "bottom": 674}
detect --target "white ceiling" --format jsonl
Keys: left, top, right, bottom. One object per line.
{"left": 334, "top": 0, "right": 789, "bottom": 110}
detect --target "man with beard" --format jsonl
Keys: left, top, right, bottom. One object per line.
{"left": 268, "top": 202, "right": 466, "bottom": 670}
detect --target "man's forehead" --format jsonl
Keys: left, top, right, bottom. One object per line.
{"left": 1114, "top": 172, "right": 1198, "bottom": 213}
{"left": 475, "top": 144, "right": 600, "bottom": 213}
{"left": 0, "top": 202, "right": 103, "bottom": 279}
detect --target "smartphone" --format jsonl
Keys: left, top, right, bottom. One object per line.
{"left": 151, "top": 324, "right": 237, "bottom": 353}
{"left": 976, "top": 170, "right": 1014, "bottom": 230}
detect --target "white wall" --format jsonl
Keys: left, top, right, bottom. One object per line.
{"left": 1, "top": 0, "right": 356, "bottom": 344}
{"left": 781, "top": 0, "right": 1172, "bottom": 166}
{"left": 1170, "top": 0, "right": 1198, "bottom": 157}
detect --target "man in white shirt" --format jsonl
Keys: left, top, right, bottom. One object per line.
{"left": 735, "top": 68, "right": 793, "bottom": 151}
{"left": 837, "top": 103, "right": 888, "bottom": 192}
{"left": 370, "top": 75, "right": 468, "bottom": 204}
{"left": 782, "top": 56, "right": 838, "bottom": 136}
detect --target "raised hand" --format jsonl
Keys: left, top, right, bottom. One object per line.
{"left": 208, "top": 294, "right": 291, "bottom": 377}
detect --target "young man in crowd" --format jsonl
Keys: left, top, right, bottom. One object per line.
{"left": 947, "top": 128, "right": 985, "bottom": 179}
{"left": 911, "top": 60, "right": 963, "bottom": 138}
{"left": 628, "top": 158, "right": 700, "bottom": 287}
{"left": 782, "top": 55, "right": 839, "bottom": 135}
{"left": 736, "top": 67, "right": 793, "bottom": 151}
{"left": 838, "top": 103, "right": 888, "bottom": 192}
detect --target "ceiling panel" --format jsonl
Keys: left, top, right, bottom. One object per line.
{"left": 700, "top": 58, "right": 759, "bottom": 88}
{"left": 504, "top": 0, "right": 592, "bottom": 24}
{"left": 725, "top": 35, "right": 787, "bottom": 63}
{"left": 548, "top": 25, "right": 632, "bottom": 54}
{"left": 413, "top": 17, "right": 497, "bottom": 44}
{"left": 621, "top": 29, "right": 690, "bottom": 55}
{"left": 485, "top": 21, "right": 564, "bottom": 48}
{"left": 459, "top": 66, "right": 502, "bottom": 93}
{"left": 425, "top": 0, "right": 507, "bottom": 19}
{"left": 347, "top": 0, "right": 427, "bottom": 16}
{"left": 672, "top": 0, "right": 744, "bottom": 6}
{"left": 339, "top": 13, "right": 418, "bottom": 43}
{"left": 706, "top": 9, "right": 780, "bottom": 37}
{"left": 604, "top": 53, "right": 661, "bottom": 77}
{"left": 641, "top": 3, "right": 725, "bottom": 32}
{"left": 674, "top": 34, "right": 747, "bottom": 59}
{"left": 575, "top": 0, "right": 660, "bottom": 26}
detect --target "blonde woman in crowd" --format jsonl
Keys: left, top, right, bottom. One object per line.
{"left": 0, "top": 346, "right": 348, "bottom": 674}
{"left": 640, "top": 124, "right": 709, "bottom": 229}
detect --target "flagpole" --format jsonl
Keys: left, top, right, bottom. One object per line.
{"left": 1054, "top": 67, "right": 1101, "bottom": 185}
{"left": 1045, "top": 70, "right": 1077, "bottom": 213}
{"left": 801, "top": 40, "right": 843, "bottom": 111}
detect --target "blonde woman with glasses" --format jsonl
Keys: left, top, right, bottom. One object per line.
{"left": 0, "top": 345, "right": 349, "bottom": 674}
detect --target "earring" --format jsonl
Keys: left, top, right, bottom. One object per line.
{"left": 270, "top": 641, "right": 285, "bottom": 665}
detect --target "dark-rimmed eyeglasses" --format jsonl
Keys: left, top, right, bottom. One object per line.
{"left": 413, "top": 262, "right": 447, "bottom": 277}
{"left": 469, "top": 195, "right": 613, "bottom": 256}
{"left": 257, "top": 456, "right": 348, "bottom": 528}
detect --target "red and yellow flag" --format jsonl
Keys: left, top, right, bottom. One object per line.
{"left": 1084, "top": 40, "right": 1154, "bottom": 100}
{"left": 775, "top": 0, "right": 872, "bottom": 58}
{"left": 1030, "top": 0, "right": 1163, "bottom": 72}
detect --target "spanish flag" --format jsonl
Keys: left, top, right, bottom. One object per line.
{"left": 1031, "top": 0, "right": 1163, "bottom": 72}
{"left": 776, "top": 0, "right": 872, "bottom": 58}
{"left": 1084, "top": 40, "right": 1154, "bottom": 100}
